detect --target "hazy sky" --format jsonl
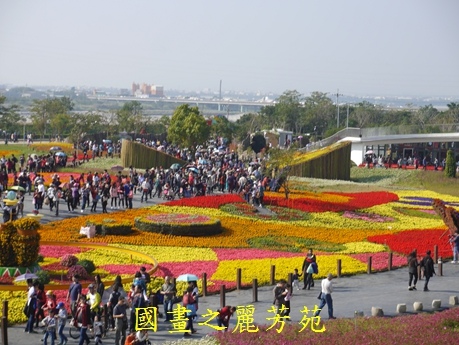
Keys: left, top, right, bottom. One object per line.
{"left": 1, "top": 0, "right": 458, "bottom": 97}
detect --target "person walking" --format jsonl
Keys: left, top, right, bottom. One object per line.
{"left": 314, "top": 273, "right": 336, "bottom": 319}
{"left": 449, "top": 230, "right": 459, "bottom": 263}
{"left": 420, "top": 250, "right": 436, "bottom": 291}
{"left": 113, "top": 296, "right": 128, "bottom": 345}
{"left": 75, "top": 295, "right": 90, "bottom": 345}
{"left": 160, "top": 276, "right": 176, "bottom": 322}
{"left": 182, "top": 286, "right": 197, "bottom": 337}
{"left": 302, "top": 249, "right": 316, "bottom": 289}
{"left": 56, "top": 302, "right": 68, "bottom": 345}
{"left": 407, "top": 249, "right": 419, "bottom": 291}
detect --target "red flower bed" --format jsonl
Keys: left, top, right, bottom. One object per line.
{"left": 350, "top": 252, "right": 407, "bottom": 269}
{"left": 368, "top": 229, "right": 452, "bottom": 257}
{"left": 164, "top": 194, "right": 245, "bottom": 208}
{"left": 264, "top": 191, "right": 399, "bottom": 213}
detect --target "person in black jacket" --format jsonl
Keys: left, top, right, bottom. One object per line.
{"left": 407, "top": 249, "right": 419, "bottom": 291}
{"left": 420, "top": 250, "right": 435, "bottom": 291}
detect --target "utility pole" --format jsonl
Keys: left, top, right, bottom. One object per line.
{"left": 219, "top": 80, "right": 222, "bottom": 100}
{"left": 334, "top": 89, "right": 343, "bottom": 128}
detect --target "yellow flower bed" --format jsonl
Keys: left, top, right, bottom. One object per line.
{"left": 75, "top": 248, "right": 146, "bottom": 266}
{"left": 30, "top": 142, "right": 74, "bottom": 153}
{"left": 0, "top": 291, "right": 28, "bottom": 324}
{"left": 110, "top": 244, "right": 218, "bottom": 262}
{"left": 336, "top": 242, "right": 386, "bottom": 254}
{"left": 0, "top": 149, "right": 20, "bottom": 156}
{"left": 211, "top": 255, "right": 366, "bottom": 285}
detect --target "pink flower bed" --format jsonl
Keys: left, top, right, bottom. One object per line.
{"left": 146, "top": 213, "right": 211, "bottom": 224}
{"left": 214, "top": 248, "right": 305, "bottom": 261}
{"left": 39, "top": 245, "right": 90, "bottom": 258}
{"left": 155, "top": 261, "right": 219, "bottom": 279}
{"left": 101, "top": 264, "right": 153, "bottom": 275}
{"left": 350, "top": 252, "right": 407, "bottom": 269}
{"left": 343, "top": 211, "right": 394, "bottom": 222}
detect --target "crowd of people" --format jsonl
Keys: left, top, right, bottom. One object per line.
{"left": 23, "top": 263, "right": 240, "bottom": 345}
{"left": 2, "top": 136, "right": 285, "bottom": 222}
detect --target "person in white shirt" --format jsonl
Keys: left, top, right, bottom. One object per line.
{"left": 313, "top": 273, "right": 336, "bottom": 319}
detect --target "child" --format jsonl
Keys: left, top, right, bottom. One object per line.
{"left": 283, "top": 283, "right": 292, "bottom": 318}
{"left": 42, "top": 309, "right": 57, "bottom": 345}
{"left": 43, "top": 290, "right": 57, "bottom": 314}
{"left": 292, "top": 268, "right": 302, "bottom": 291}
{"left": 93, "top": 314, "right": 104, "bottom": 344}
{"left": 56, "top": 302, "right": 68, "bottom": 345}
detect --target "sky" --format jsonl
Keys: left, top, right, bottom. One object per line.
{"left": 1, "top": 0, "right": 458, "bottom": 98}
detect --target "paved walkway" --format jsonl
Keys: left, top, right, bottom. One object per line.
{"left": 4, "top": 263, "right": 459, "bottom": 344}
{"left": 3, "top": 178, "right": 459, "bottom": 343}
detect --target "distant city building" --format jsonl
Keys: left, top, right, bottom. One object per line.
{"left": 132, "top": 82, "right": 164, "bottom": 97}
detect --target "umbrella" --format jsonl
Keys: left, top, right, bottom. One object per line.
{"left": 14, "top": 273, "right": 38, "bottom": 282}
{"left": 50, "top": 146, "right": 62, "bottom": 151}
{"left": 365, "top": 150, "right": 374, "bottom": 155}
{"left": 188, "top": 167, "right": 199, "bottom": 173}
{"left": 170, "top": 163, "right": 181, "bottom": 170}
{"left": 176, "top": 273, "right": 199, "bottom": 282}
{"left": 111, "top": 165, "right": 124, "bottom": 171}
{"left": 8, "top": 185, "right": 25, "bottom": 192}
{"left": 54, "top": 151, "right": 67, "bottom": 157}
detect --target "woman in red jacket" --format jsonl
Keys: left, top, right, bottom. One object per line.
{"left": 75, "top": 295, "right": 91, "bottom": 345}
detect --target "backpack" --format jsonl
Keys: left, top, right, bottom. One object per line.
{"left": 109, "top": 291, "right": 120, "bottom": 305}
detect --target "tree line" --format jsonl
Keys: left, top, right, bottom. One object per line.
{"left": 1, "top": 91, "right": 458, "bottom": 149}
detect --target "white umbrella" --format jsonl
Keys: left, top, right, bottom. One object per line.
{"left": 176, "top": 273, "right": 199, "bottom": 282}
{"left": 365, "top": 150, "right": 374, "bottom": 155}
{"left": 14, "top": 273, "right": 38, "bottom": 282}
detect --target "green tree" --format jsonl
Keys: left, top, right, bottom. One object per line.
{"left": 303, "top": 92, "right": 335, "bottom": 137}
{"left": 234, "top": 113, "right": 262, "bottom": 149}
{"left": 30, "top": 97, "right": 74, "bottom": 138}
{"left": 49, "top": 113, "right": 72, "bottom": 138}
{"left": 68, "top": 112, "right": 104, "bottom": 150}
{"left": 167, "top": 104, "right": 210, "bottom": 150}
{"left": 116, "top": 101, "right": 143, "bottom": 134}
{"left": 0, "top": 96, "right": 21, "bottom": 134}
{"left": 445, "top": 149, "right": 456, "bottom": 178}
{"left": 210, "top": 116, "right": 234, "bottom": 144}
{"left": 266, "top": 146, "right": 296, "bottom": 199}
{"left": 250, "top": 133, "right": 266, "bottom": 156}
{"left": 413, "top": 105, "right": 439, "bottom": 132}
{"left": 352, "top": 101, "right": 379, "bottom": 128}
{"left": 275, "top": 90, "right": 304, "bottom": 132}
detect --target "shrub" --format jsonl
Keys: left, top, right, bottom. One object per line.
{"left": 445, "top": 149, "right": 456, "bottom": 178}
{"left": 77, "top": 259, "right": 96, "bottom": 275}
{"left": 67, "top": 265, "right": 89, "bottom": 280}
{"left": 60, "top": 254, "right": 79, "bottom": 267}
{"left": 101, "top": 221, "right": 132, "bottom": 235}
{"left": 134, "top": 214, "right": 222, "bottom": 237}
{"left": 35, "top": 270, "right": 50, "bottom": 285}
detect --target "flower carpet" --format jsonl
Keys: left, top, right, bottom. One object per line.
{"left": 1, "top": 187, "right": 457, "bottom": 324}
